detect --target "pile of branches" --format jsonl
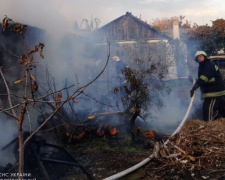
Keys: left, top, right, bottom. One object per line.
{"left": 146, "top": 119, "right": 225, "bottom": 179}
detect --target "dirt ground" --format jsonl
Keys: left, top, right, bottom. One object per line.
{"left": 28, "top": 130, "right": 156, "bottom": 180}
{"left": 11, "top": 118, "right": 224, "bottom": 180}
{"left": 38, "top": 119, "right": 225, "bottom": 180}
{"left": 46, "top": 136, "right": 152, "bottom": 180}
{"left": 61, "top": 149, "right": 150, "bottom": 180}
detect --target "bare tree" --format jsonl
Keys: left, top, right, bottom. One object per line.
{"left": 0, "top": 16, "right": 109, "bottom": 179}
{"left": 80, "top": 15, "right": 101, "bottom": 31}
{"left": 111, "top": 42, "right": 170, "bottom": 141}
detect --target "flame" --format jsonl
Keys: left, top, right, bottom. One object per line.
{"left": 144, "top": 130, "right": 155, "bottom": 139}
{"left": 109, "top": 127, "right": 118, "bottom": 136}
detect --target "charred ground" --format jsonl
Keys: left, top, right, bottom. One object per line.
{"left": 4, "top": 118, "right": 222, "bottom": 180}
{"left": 61, "top": 118, "right": 225, "bottom": 180}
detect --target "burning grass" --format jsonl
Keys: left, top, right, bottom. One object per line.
{"left": 138, "top": 118, "right": 225, "bottom": 180}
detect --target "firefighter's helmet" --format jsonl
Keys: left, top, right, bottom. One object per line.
{"left": 195, "top": 51, "right": 207, "bottom": 61}
{"left": 112, "top": 56, "right": 120, "bottom": 62}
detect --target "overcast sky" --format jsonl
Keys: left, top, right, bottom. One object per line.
{"left": 0, "top": 0, "right": 225, "bottom": 33}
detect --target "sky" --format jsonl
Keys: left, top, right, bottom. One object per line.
{"left": 0, "top": 0, "right": 225, "bottom": 33}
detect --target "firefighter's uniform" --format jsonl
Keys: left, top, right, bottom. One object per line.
{"left": 190, "top": 51, "right": 225, "bottom": 121}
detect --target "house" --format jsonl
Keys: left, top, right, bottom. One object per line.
{"left": 98, "top": 12, "right": 171, "bottom": 42}
{"left": 95, "top": 12, "right": 188, "bottom": 80}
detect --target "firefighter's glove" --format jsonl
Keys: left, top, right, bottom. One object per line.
{"left": 190, "top": 89, "right": 195, "bottom": 97}
{"left": 190, "top": 83, "right": 200, "bottom": 97}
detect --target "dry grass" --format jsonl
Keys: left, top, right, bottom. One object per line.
{"left": 143, "top": 118, "right": 225, "bottom": 179}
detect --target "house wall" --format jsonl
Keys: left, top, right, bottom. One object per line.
{"left": 101, "top": 15, "right": 164, "bottom": 41}
{"left": 95, "top": 13, "right": 190, "bottom": 80}
{"left": 96, "top": 40, "right": 179, "bottom": 80}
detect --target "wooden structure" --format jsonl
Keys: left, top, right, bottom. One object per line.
{"left": 97, "top": 12, "right": 171, "bottom": 42}
{"left": 95, "top": 12, "right": 185, "bottom": 80}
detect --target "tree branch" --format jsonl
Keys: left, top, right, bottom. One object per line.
{"left": 0, "top": 67, "right": 17, "bottom": 121}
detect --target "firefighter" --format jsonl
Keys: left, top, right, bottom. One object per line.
{"left": 190, "top": 51, "right": 225, "bottom": 121}
{"left": 112, "top": 56, "right": 128, "bottom": 74}
{"left": 112, "top": 56, "right": 128, "bottom": 85}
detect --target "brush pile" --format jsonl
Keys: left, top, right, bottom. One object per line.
{"left": 145, "top": 118, "right": 225, "bottom": 179}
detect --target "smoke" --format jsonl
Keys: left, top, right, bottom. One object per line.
{"left": 0, "top": 0, "right": 224, "bottom": 32}
{"left": 0, "top": 11, "right": 102, "bottom": 168}
{"left": 0, "top": 1, "right": 73, "bottom": 37}
{"left": 0, "top": 1, "right": 206, "bottom": 168}
{"left": 144, "top": 39, "right": 201, "bottom": 134}
{"left": 147, "top": 79, "right": 193, "bottom": 134}
{"left": 0, "top": 114, "right": 17, "bottom": 166}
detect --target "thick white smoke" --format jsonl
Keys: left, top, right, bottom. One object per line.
{"left": 0, "top": 115, "right": 17, "bottom": 166}
{"left": 0, "top": 0, "right": 208, "bottom": 168}
{"left": 147, "top": 79, "right": 193, "bottom": 134}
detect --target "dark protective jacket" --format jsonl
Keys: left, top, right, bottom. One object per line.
{"left": 196, "top": 59, "right": 225, "bottom": 98}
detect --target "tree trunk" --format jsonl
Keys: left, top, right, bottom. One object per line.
{"left": 130, "top": 107, "right": 141, "bottom": 141}
{"left": 18, "top": 122, "right": 24, "bottom": 180}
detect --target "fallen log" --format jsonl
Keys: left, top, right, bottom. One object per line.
{"left": 87, "top": 111, "right": 124, "bottom": 120}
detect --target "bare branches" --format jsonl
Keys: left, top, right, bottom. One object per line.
{"left": 1, "top": 15, "right": 110, "bottom": 177}
{"left": 74, "top": 42, "right": 110, "bottom": 94}
{"left": 0, "top": 67, "right": 17, "bottom": 120}
{"left": 24, "top": 42, "right": 110, "bottom": 146}
{"left": 2, "top": 16, "right": 27, "bottom": 35}
{"left": 147, "top": 119, "right": 225, "bottom": 179}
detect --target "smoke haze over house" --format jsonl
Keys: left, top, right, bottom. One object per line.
{"left": 0, "top": 0, "right": 215, "bottom": 166}
{"left": 0, "top": 0, "right": 225, "bottom": 32}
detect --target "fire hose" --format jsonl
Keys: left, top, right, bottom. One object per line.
{"left": 103, "top": 79, "right": 196, "bottom": 180}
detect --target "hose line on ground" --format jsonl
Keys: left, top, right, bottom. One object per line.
{"left": 103, "top": 78, "right": 196, "bottom": 180}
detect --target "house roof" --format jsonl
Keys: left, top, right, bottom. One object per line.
{"left": 99, "top": 12, "right": 172, "bottom": 40}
